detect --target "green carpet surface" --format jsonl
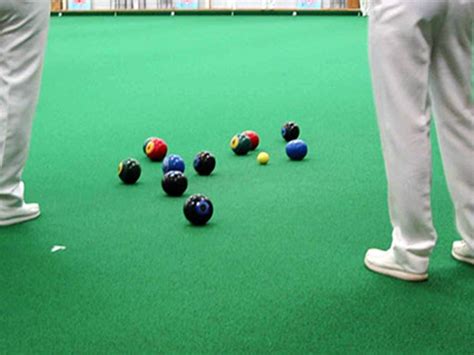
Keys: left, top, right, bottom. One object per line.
{"left": 0, "top": 16, "right": 473, "bottom": 353}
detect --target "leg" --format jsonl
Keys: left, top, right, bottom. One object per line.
{"left": 360, "top": 0, "right": 370, "bottom": 16}
{"left": 429, "top": 0, "right": 474, "bottom": 261}
{"left": 365, "top": 0, "right": 447, "bottom": 278}
{"left": 0, "top": 1, "right": 49, "bottom": 223}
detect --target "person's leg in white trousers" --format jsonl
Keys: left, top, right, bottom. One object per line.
{"left": 360, "top": 0, "right": 371, "bottom": 16}
{"left": 0, "top": 1, "right": 50, "bottom": 226}
{"left": 365, "top": 0, "right": 474, "bottom": 281}
{"left": 430, "top": 3, "right": 474, "bottom": 267}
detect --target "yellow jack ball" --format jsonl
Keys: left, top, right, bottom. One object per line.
{"left": 257, "top": 152, "right": 270, "bottom": 165}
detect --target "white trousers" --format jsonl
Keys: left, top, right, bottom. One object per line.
{"left": 369, "top": 0, "right": 474, "bottom": 273}
{"left": 360, "top": 0, "right": 371, "bottom": 16}
{"left": 0, "top": 0, "right": 50, "bottom": 208}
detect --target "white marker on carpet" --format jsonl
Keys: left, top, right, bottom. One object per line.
{"left": 51, "top": 245, "right": 66, "bottom": 253}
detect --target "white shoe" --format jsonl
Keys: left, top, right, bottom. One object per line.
{"left": 0, "top": 203, "right": 41, "bottom": 227}
{"left": 364, "top": 248, "right": 428, "bottom": 282}
{"left": 452, "top": 241, "right": 474, "bottom": 266}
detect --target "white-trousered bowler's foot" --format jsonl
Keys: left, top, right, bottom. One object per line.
{"left": 452, "top": 241, "right": 474, "bottom": 266}
{"left": 364, "top": 248, "right": 428, "bottom": 282}
{"left": 0, "top": 203, "right": 41, "bottom": 227}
